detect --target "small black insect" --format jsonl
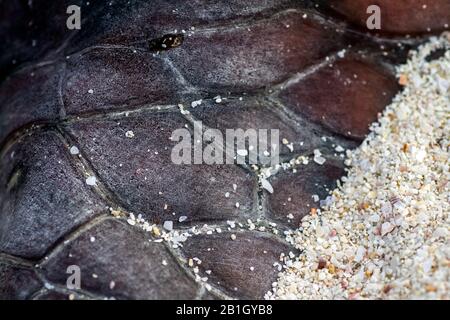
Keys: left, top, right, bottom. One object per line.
{"left": 148, "top": 34, "right": 184, "bottom": 52}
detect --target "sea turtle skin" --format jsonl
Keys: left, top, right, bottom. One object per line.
{"left": 0, "top": 0, "right": 448, "bottom": 300}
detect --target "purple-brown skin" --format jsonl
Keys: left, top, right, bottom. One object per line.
{"left": 0, "top": 0, "right": 448, "bottom": 299}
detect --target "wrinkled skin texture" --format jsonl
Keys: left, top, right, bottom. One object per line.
{"left": 0, "top": 0, "right": 448, "bottom": 299}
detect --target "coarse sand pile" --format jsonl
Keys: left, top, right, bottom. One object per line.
{"left": 267, "top": 33, "right": 450, "bottom": 300}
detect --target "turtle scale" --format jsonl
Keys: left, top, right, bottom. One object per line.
{"left": 0, "top": 0, "right": 448, "bottom": 299}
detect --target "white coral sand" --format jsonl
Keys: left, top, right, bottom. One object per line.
{"left": 268, "top": 33, "right": 450, "bottom": 300}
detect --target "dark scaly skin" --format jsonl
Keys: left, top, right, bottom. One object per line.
{"left": 0, "top": 0, "right": 448, "bottom": 300}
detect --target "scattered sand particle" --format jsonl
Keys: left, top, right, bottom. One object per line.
{"left": 163, "top": 220, "right": 173, "bottom": 231}
{"left": 313, "top": 149, "right": 326, "bottom": 165}
{"left": 85, "top": 176, "right": 97, "bottom": 186}
{"left": 70, "top": 146, "right": 80, "bottom": 155}
{"left": 398, "top": 74, "right": 409, "bottom": 86}
{"left": 191, "top": 99, "right": 202, "bottom": 108}
{"left": 237, "top": 149, "right": 248, "bottom": 157}
{"left": 261, "top": 178, "right": 274, "bottom": 194}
